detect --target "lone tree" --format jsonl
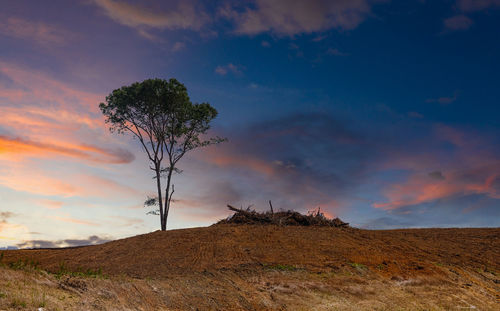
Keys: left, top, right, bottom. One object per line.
{"left": 100, "top": 78, "right": 225, "bottom": 230}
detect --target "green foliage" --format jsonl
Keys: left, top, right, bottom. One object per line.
{"left": 99, "top": 78, "right": 225, "bottom": 162}
{"left": 38, "top": 293, "right": 46, "bottom": 308}
{"left": 350, "top": 262, "right": 367, "bottom": 269}
{"left": 55, "top": 261, "right": 104, "bottom": 279}
{"left": 265, "top": 264, "right": 297, "bottom": 271}
{"left": 10, "top": 297, "right": 27, "bottom": 308}
{"left": 8, "top": 258, "right": 40, "bottom": 271}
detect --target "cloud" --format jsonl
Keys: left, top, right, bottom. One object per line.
{"left": 428, "top": 171, "right": 445, "bottom": 180}
{"left": 215, "top": 63, "right": 243, "bottom": 76}
{"left": 51, "top": 216, "right": 100, "bottom": 227}
{"left": 443, "top": 15, "right": 473, "bottom": 31}
{"left": 17, "top": 235, "right": 111, "bottom": 249}
{"left": 425, "top": 91, "right": 459, "bottom": 104}
{"left": 0, "top": 161, "right": 139, "bottom": 198}
{"left": 92, "top": 0, "right": 210, "bottom": 38}
{"left": 0, "top": 17, "right": 72, "bottom": 46}
{"left": 220, "top": 0, "right": 381, "bottom": 36}
{"left": 93, "top": 0, "right": 386, "bottom": 38}
{"left": 456, "top": 0, "right": 500, "bottom": 12}
{"left": 326, "top": 48, "right": 349, "bottom": 56}
{"left": 0, "top": 212, "right": 15, "bottom": 223}
{"left": 196, "top": 113, "right": 369, "bottom": 215}
{"left": 38, "top": 199, "right": 64, "bottom": 210}
{"left": 0, "top": 211, "right": 30, "bottom": 244}
{"left": 0, "top": 135, "right": 134, "bottom": 164}
{"left": 374, "top": 169, "right": 500, "bottom": 210}
{"left": 0, "top": 61, "right": 102, "bottom": 113}
{"left": 373, "top": 125, "right": 500, "bottom": 210}
{"left": 0, "top": 169, "right": 79, "bottom": 197}
{"left": 172, "top": 41, "right": 186, "bottom": 52}
{"left": 408, "top": 111, "right": 424, "bottom": 118}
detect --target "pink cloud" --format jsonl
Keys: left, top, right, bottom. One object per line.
{"left": 221, "top": 0, "right": 378, "bottom": 36}
{"left": 456, "top": 0, "right": 500, "bottom": 12}
{"left": 443, "top": 15, "right": 473, "bottom": 31}
{"left": 0, "top": 61, "right": 103, "bottom": 112}
{"left": 373, "top": 170, "right": 499, "bottom": 210}
{"left": 373, "top": 125, "right": 500, "bottom": 210}
{"left": 0, "top": 170, "right": 79, "bottom": 197}
{"left": 0, "top": 17, "right": 72, "bottom": 45}
{"left": 215, "top": 63, "right": 243, "bottom": 76}
{"left": 92, "top": 0, "right": 210, "bottom": 35}
{"left": 425, "top": 91, "right": 459, "bottom": 104}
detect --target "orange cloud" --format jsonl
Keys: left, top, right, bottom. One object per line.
{"left": 0, "top": 135, "right": 134, "bottom": 164}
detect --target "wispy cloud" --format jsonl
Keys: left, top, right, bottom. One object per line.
{"left": 215, "top": 63, "right": 243, "bottom": 76}
{"left": 0, "top": 135, "right": 134, "bottom": 164}
{"left": 326, "top": 48, "right": 349, "bottom": 56}
{"left": 219, "top": 0, "right": 380, "bottom": 36}
{"left": 373, "top": 125, "right": 500, "bottom": 210}
{"left": 456, "top": 0, "right": 500, "bottom": 12}
{"left": 92, "top": 0, "right": 386, "bottom": 39}
{"left": 441, "top": 1, "right": 499, "bottom": 33}
{"left": 443, "top": 15, "right": 473, "bottom": 31}
{"left": 92, "top": 0, "right": 210, "bottom": 39}
{"left": 172, "top": 41, "right": 186, "bottom": 52}
{"left": 0, "top": 17, "right": 73, "bottom": 46}
{"left": 425, "top": 91, "right": 459, "bottom": 104}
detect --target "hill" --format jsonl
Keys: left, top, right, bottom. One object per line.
{"left": 1, "top": 225, "right": 499, "bottom": 310}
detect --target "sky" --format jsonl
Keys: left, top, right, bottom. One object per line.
{"left": 0, "top": 0, "right": 499, "bottom": 248}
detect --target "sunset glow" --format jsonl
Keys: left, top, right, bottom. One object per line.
{"left": 1, "top": 0, "right": 499, "bottom": 248}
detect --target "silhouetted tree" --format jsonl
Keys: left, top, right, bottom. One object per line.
{"left": 100, "top": 78, "right": 225, "bottom": 230}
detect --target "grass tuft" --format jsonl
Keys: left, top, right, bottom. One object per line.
{"left": 264, "top": 264, "right": 297, "bottom": 271}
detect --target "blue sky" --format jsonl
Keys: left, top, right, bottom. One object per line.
{"left": 0, "top": 0, "right": 499, "bottom": 248}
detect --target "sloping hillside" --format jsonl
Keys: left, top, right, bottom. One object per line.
{"left": 1, "top": 225, "right": 499, "bottom": 310}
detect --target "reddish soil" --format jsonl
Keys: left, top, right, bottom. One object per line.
{"left": 3, "top": 225, "right": 499, "bottom": 279}
{"left": 1, "top": 225, "right": 499, "bottom": 310}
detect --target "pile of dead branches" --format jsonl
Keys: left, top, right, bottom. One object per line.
{"left": 216, "top": 203, "right": 349, "bottom": 228}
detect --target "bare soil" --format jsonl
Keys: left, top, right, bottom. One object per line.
{"left": 1, "top": 225, "right": 499, "bottom": 310}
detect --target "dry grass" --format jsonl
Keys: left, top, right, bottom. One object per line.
{"left": 1, "top": 225, "right": 498, "bottom": 310}
{"left": 0, "top": 265, "right": 498, "bottom": 310}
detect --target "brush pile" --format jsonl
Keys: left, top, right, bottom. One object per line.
{"left": 216, "top": 204, "right": 349, "bottom": 228}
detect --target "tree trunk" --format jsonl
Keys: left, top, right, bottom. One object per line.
{"left": 163, "top": 168, "right": 174, "bottom": 230}
{"left": 155, "top": 166, "right": 166, "bottom": 231}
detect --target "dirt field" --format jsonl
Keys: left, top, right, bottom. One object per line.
{"left": 1, "top": 225, "right": 499, "bottom": 310}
